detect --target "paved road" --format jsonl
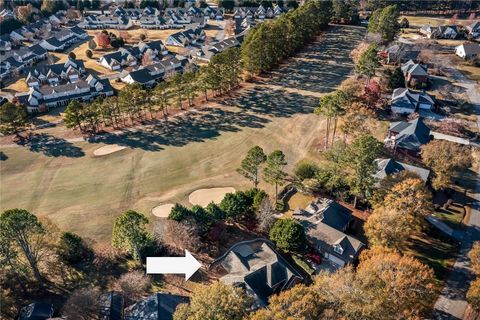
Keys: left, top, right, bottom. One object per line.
{"left": 432, "top": 65, "right": 480, "bottom": 320}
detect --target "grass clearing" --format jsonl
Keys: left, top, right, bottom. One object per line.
{"left": 0, "top": 26, "right": 364, "bottom": 243}
{"left": 401, "top": 15, "right": 473, "bottom": 27}
{"left": 405, "top": 227, "right": 458, "bottom": 283}
{"left": 285, "top": 192, "right": 315, "bottom": 216}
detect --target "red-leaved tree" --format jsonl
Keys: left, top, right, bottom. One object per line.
{"left": 96, "top": 32, "right": 110, "bottom": 49}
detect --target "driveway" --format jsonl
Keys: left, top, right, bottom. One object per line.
{"left": 433, "top": 65, "right": 480, "bottom": 320}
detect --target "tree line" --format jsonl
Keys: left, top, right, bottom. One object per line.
{"left": 63, "top": 48, "right": 241, "bottom": 133}
{"left": 241, "top": 0, "right": 332, "bottom": 75}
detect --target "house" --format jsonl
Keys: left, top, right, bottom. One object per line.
{"left": 99, "top": 40, "right": 169, "bottom": 71}
{"left": 0, "top": 9, "right": 14, "bottom": 21}
{"left": 69, "top": 25, "right": 89, "bottom": 40}
{"left": 455, "top": 42, "right": 480, "bottom": 59}
{"left": 79, "top": 15, "right": 133, "bottom": 30}
{"left": 234, "top": 17, "right": 254, "bottom": 35}
{"left": 120, "top": 56, "right": 186, "bottom": 87}
{"left": 16, "top": 74, "right": 114, "bottom": 113}
{"left": 99, "top": 49, "right": 138, "bottom": 71}
{"left": 0, "top": 44, "right": 48, "bottom": 80}
{"left": 390, "top": 88, "right": 435, "bottom": 115}
{"left": 138, "top": 40, "right": 169, "bottom": 57}
{"left": 0, "top": 34, "right": 12, "bottom": 53}
{"left": 385, "top": 117, "right": 432, "bottom": 156}
{"left": 39, "top": 28, "right": 85, "bottom": 52}
{"left": 420, "top": 25, "right": 459, "bottom": 39}
{"left": 401, "top": 59, "right": 428, "bottom": 85}
{"left": 373, "top": 158, "right": 430, "bottom": 183}
{"left": 165, "top": 28, "right": 205, "bottom": 47}
{"left": 99, "top": 291, "right": 124, "bottom": 320}
{"left": 383, "top": 42, "right": 420, "bottom": 64}
{"left": 195, "top": 37, "right": 240, "bottom": 62}
{"left": 139, "top": 15, "right": 170, "bottom": 29}
{"left": 293, "top": 198, "right": 364, "bottom": 268}
{"left": 467, "top": 21, "right": 480, "bottom": 38}
{"left": 18, "top": 303, "right": 54, "bottom": 320}
{"left": 212, "top": 239, "right": 303, "bottom": 308}
{"left": 124, "top": 292, "right": 188, "bottom": 320}
{"left": 26, "top": 58, "right": 85, "bottom": 87}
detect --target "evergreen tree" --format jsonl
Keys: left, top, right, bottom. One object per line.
{"left": 237, "top": 146, "right": 267, "bottom": 187}
{"left": 263, "top": 150, "right": 287, "bottom": 201}
{"left": 0, "top": 102, "right": 29, "bottom": 135}
{"left": 112, "top": 210, "right": 151, "bottom": 263}
{"left": 356, "top": 44, "right": 380, "bottom": 83}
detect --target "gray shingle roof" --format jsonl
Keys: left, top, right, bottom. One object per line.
{"left": 124, "top": 292, "right": 189, "bottom": 320}
{"left": 216, "top": 239, "right": 303, "bottom": 307}
{"left": 373, "top": 158, "right": 430, "bottom": 182}
{"left": 293, "top": 198, "right": 364, "bottom": 264}
{"left": 389, "top": 117, "right": 431, "bottom": 151}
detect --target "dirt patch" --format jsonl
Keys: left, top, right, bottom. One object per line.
{"left": 151, "top": 203, "right": 175, "bottom": 218}
{"left": 188, "top": 187, "right": 235, "bottom": 207}
{"left": 93, "top": 145, "right": 126, "bottom": 156}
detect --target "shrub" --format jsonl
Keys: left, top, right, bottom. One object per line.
{"left": 57, "top": 232, "right": 93, "bottom": 265}
{"left": 85, "top": 49, "right": 93, "bottom": 59}
{"left": 294, "top": 162, "right": 320, "bottom": 181}
{"left": 269, "top": 219, "right": 306, "bottom": 252}
{"left": 219, "top": 192, "right": 249, "bottom": 220}
{"left": 168, "top": 203, "right": 191, "bottom": 221}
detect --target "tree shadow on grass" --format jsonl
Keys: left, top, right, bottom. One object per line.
{"left": 19, "top": 133, "right": 85, "bottom": 158}
{"left": 89, "top": 107, "right": 270, "bottom": 150}
{"left": 89, "top": 25, "right": 365, "bottom": 152}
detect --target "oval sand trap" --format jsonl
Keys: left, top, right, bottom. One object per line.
{"left": 152, "top": 203, "right": 175, "bottom": 218}
{"left": 189, "top": 187, "right": 236, "bottom": 207}
{"left": 93, "top": 145, "right": 126, "bottom": 156}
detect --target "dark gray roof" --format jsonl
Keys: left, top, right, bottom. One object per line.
{"left": 391, "top": 88, "right": 435, "bottom": 110}
{"left": 44, "top": 37, "right": 64, "bottom": 48}
{"left": 385, "top": 43, "right": 420, "bottom": 62}
{"left": 216, "top": 239, "right": 303, "bottom": 307}
{"left": 19, "top": 303, "right": 54, "bottom": 320}
{"left": 373, "top": 158, "right": 430, "bottom": 182}
{"left": 124, "top": 292, "right": 188, "bottom": 320}
{"left": 389, "top": 117, "right": 431, "bottom": 151}
{"left": 401, "top": 59, "right": 428, "bottom": 76}
{"left": 99, "top": 291, "right": 124, "bottom": 320}
{"left": 293, "top": 198, "right": 363, "bottom": 264}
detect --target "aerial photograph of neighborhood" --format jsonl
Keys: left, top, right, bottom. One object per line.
{"left": 0, "top": 0, "right": 479, "bottom": 319}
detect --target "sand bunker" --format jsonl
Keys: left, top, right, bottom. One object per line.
{"left": 152, "top": 203, "right": 175, "bottom": 218}
{"left": 93, "top": 145, "right": 126, "bottom": 156}
{"left": 188, "top": 187, "right": 236, "bottom": 207}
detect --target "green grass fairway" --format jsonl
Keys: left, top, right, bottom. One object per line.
{"left": 0, "top": 26, "right": 365, "bottom": 243}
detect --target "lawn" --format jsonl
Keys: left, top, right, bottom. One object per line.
{"left": 455, "top": 62, "right": 480, "bottom": 82}
{"left": 0, "top": 25, "right": 365, "bottom": 243}
{"left": 285, "top": 192, "right": 315, "bottom": 216}
{"left": 405, "top": 227, "right": 458, "bottom": 282}
{"left": 401, "top": 15, "right": 473, "bottom": 27}
{"left": 433, "top": 204, "right": 465, "bottom": 230}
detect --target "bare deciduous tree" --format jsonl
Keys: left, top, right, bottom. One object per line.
{"left": 114, "top": 270, "right": 151, "bottom": 305}
{"left": 62, "top": 287, "right": 102, "bottom": 320}
{"left": 256, "top": 197, "right": 276, "bottom": 233}
{"left": 156, "top": 218, "right": 202, "bottom": 253}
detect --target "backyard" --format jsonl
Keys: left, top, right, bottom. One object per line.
{"left": 0, "top": 25, "right": 365, "bottom": 243}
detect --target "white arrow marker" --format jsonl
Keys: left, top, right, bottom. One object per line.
{"left": 146, "top": 250, "right": 201, "bottom": 281}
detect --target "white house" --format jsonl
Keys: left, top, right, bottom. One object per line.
{"left": 456, "top": 42, "right": 480, "bottom": 59}
{"left": 16, "top": 74, "right": 114, "bottom": 113}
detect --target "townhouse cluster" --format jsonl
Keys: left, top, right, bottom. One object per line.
{"left": 16, "top": 57, "right": 113, "bottom": 113}
{"left": 1, "top": 12, "right": 88, "bottom": 82}
{"left": 79, "top": 5, "right": 224, "bottom": 30}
